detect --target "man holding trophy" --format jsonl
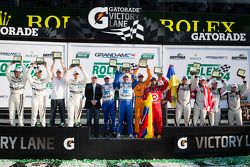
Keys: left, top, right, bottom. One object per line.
{"left": 64, "top": 60, "right": 89, "bottom": 127}
{"left": 207, "top": 73, "right": 227, "bottom": 126}
{"left": 133, "top": 59, "right": 152, "bottom": 137}
{"left": 225, "top": 70, "right": 247, "bottom": 126}
{"left": 6, "top": 56, "right": 27, "bottom": 126}
{"left": 27, "top": 57, "right": 51, "bottom": 127}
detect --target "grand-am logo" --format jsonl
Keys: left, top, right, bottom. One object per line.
{"left": 170, "top": 53, "right": 185, "bottom": 60}
{"left": 232, "top": 54, "right": 247, "bottom": 60}
{"left": 0, "top": 11, "right": 38, "bottom": 37}
{"left": 88, "top": 7, "right": 144, "bottom": 41}
{"left": 205, "top": 56, "right": 228, "bottom": 59}
{"left": 177, "top": 137, "right": 188, "bottom": 149}
{"left": 0, "top": 52, "right": 21, "bottom": 57}
{"left": 95, "top": 53, "right": 135, "bottom": 59}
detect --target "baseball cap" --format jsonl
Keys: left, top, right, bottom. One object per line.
{"left": 91, "top": 74, "right": 97, "bottom": 78}
{"left": 123, "top": 74, "right": 129, "bottom": 78}
{"left": 36, "top": 67, "right": 42, "bottom": 73}
{"left": 56, "top": 69, "right": 62, "bottom": 73}
{"left": 182, "top": 75, "right": 188, "bottom": 80}
{"left": 104, "top": 75, "right": 110, "bottom": 79}
{"left": 73, "top": 71, "right": 79, "bottom": 75}
{"left": 212, "top": 80, "right": 218, "bottom": 84}
{"left": 138, "top": 73, "right": 144, "bottom": 77}
{"left": 199, "top": 76, "right": 206, "bottom": 81}
{"left": 14, "top": 66, "right": 22, "bottom": 72}
{"left": 232, "top": 83, "right": 238, "bottom": 88}
{"left": 150, "top": 77, "right": 156, "bottom": 81}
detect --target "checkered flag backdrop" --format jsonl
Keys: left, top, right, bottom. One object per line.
{"left": 218, "top": 64, "right": 231, "bottom": 73}
{"left": 103, "top": 20, "right": 144, "bottom": 41}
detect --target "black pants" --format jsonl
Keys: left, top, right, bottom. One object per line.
{"left": 50, "top": 99, "right": 66, "bottom": 126}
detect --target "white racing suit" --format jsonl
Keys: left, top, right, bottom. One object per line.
{"left": 6, "top": 65, "right": 27, "bottom": 126}
{"left": 175, "top": 84, "right": 191, "bottom": 126}
{"left": 191, "top": 77, "right": 208, "bottom": 126}
{"left": 226, "top": 81, "right": 247, "bottom": 125}
{"left": 27, "top": 67, "right": 50, "bottom": 127}
{"left": 208, "top": 80, "right": 227, "bottom": 126}
{"left": 65, "top": 70, "right": 88, "bottom": 127}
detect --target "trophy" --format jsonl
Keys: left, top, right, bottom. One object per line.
{"left": 122, "top": 62, "right": 131, "bottom": 71}
{"left": 190, "top": 62, "right": 201, "bottom": 75}
{"left": 52, "top": 51, "right": 62, "bottom": 59}
{"left": 35, "top": 57, "right": 45, "bottom": 65}
{"left": 109, "top": 59, "right": 117, "bottom": 67}
{"left": 193, "top": 62, "right": 201, "bottom": 71}
{"left": 212, "top": 70, "right": 221, "bottom": 78}
{"left": 13, "top": 55, "right": 22, "bottom": 63}
{"left": 72, "top": 59, "right": 80, "bottom": 67}
{"left": 237, "top": 69, "right": 246, "bottom": 78}
{"left": 154, "top": 67, "right": 163, "bottom": 74}
{"left": 139, "top": 59, "right": 147, "bottom": 68}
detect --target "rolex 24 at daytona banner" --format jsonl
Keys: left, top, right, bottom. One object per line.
{"left": 0, "top": 7, "right": 249, "bottom": 45}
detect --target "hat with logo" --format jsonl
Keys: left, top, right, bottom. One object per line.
{"left": 212, "top": 80, "right": 218, "bottom": 84}
{"left": 56, "top": 69, "right": 62, "bottom": 73}
{"left": 138, "top": 73, "right": 144, "bottom": 77}
{"left": 232, "top": 83, "right": 238, "bottom": 88}
{"left": 104, "top": 75, "right": 110, "bottom": 79}
{"left": 182, "top": 75, "right": 188, "bottom": 80}
{"left": 123, "top": 74, "right": 129, "bottom": 78}
{"left": 73, "top": 71, "right": 79, "bottom": 75}
{"left": 150, "top": 77, "right": 157, "bottom": 81}
{"left": 36, "top": 67, "right": 42, "bottom": 73}
{"left": 199, "top": 76, "right": 206, "bottom": 81}
{"left": 14, "top": 66, "right": 22, "bottom": 72}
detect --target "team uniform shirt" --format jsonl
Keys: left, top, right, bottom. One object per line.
{"left": 177, "top": 84, "right": 191, "bottom": 105}
{"left": 102, "top": 83, "right": 114, "bottom": 102}
{"left": 27, "top": 67, "right": 50, "bottom": 96}
{"left": 119, "top": 82, "right": 133, "bottom": 100}
{"left": 51, "top": 77, "right": 66, "bottom": 99}
{"left": 6, "top": 65, "right": 27, "bottom": 94}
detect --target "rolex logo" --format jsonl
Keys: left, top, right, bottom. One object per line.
{"left": 0, "top": 11, "right": 11, "bottom": 26}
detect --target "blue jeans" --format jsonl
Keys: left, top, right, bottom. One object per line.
{"left": 117, "top": 99, "right": 133, "bottom": 135}
{"left": 50, "top": 99, "right": 66, "bottom": 125}
{"left": 102, "top": 100, "right": 116, "bottom": 132}
{"left": 87, "top": 107, "right": 100, "bottom": 137}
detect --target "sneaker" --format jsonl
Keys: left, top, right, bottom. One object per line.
{"left": 112, "top": 132, "right": 117, "bottom": 138}
{"left": 59, "top": 122, "right": 65, "bottom": 127}
{"left": 104, "top": 131, "right": 109, "bottom": 137}
{"left": 128, "top": 134, "right": 133, "bottom": 139}
{"left": 35, "top": 122, "right": 42, "bottom": 127}
{"left": 116, "top": 133, "right": 121, "bottom": 139}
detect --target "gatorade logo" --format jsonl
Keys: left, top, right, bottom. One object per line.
{"left": 63, "top": 137, "right": 75, "bottom": 150}
{"left": 177, "top": 137, "right": 188, "bottom": 150}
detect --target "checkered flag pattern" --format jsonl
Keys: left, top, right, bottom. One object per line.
{"left": 130, "top": 63, "right": 138, "bottom": 70}
{"left": 218, "top": 64, "right": 231, "bottom": 73}
{"left": 103, "top": 20, "right": 144, "bottom": 41}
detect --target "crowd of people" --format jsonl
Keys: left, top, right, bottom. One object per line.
{"left": 6, "top": 60, "right": 248, "bottom": 138}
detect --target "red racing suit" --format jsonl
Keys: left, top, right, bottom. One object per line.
{"left": 143, "top": 77, "right": 168, "bottom": 135}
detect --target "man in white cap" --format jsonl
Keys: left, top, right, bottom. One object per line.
{"left": 207, "top": 77, "right": 227, "bottom": 126}
{"left": 102, "top": 75, "right": 116, "bottom": 137}
{"left": 64, "top": 65, "right": 89, "bottom": 127}
{"left": 49, "top": 59, "right": 67, "bottom": 127}
{"left": 175, "top": 75, "right": 191, "bottom": 126}
{"left": 6, "top": 62, "right": 27, "bottom": 126}
{"left": 85, "top": 74, "right": 102, "bottom": 137}
{"left": 225, "top": 78, "right": 247, "bottom": 125}
{"left": 27, "top": 62, "right": 50, "bottom": 127}
{"left": 133, "top": 65, "right": 152, "bottom": 136}
{"left": 113, "top": 67, "right": 138, "bottom": 138}
{"left": 191, "top": 76, "right": 213, "bottom": 126}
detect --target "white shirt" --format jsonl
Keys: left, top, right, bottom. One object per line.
{"left": 51, "top": 77, "right": 66, "bottom": 99}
